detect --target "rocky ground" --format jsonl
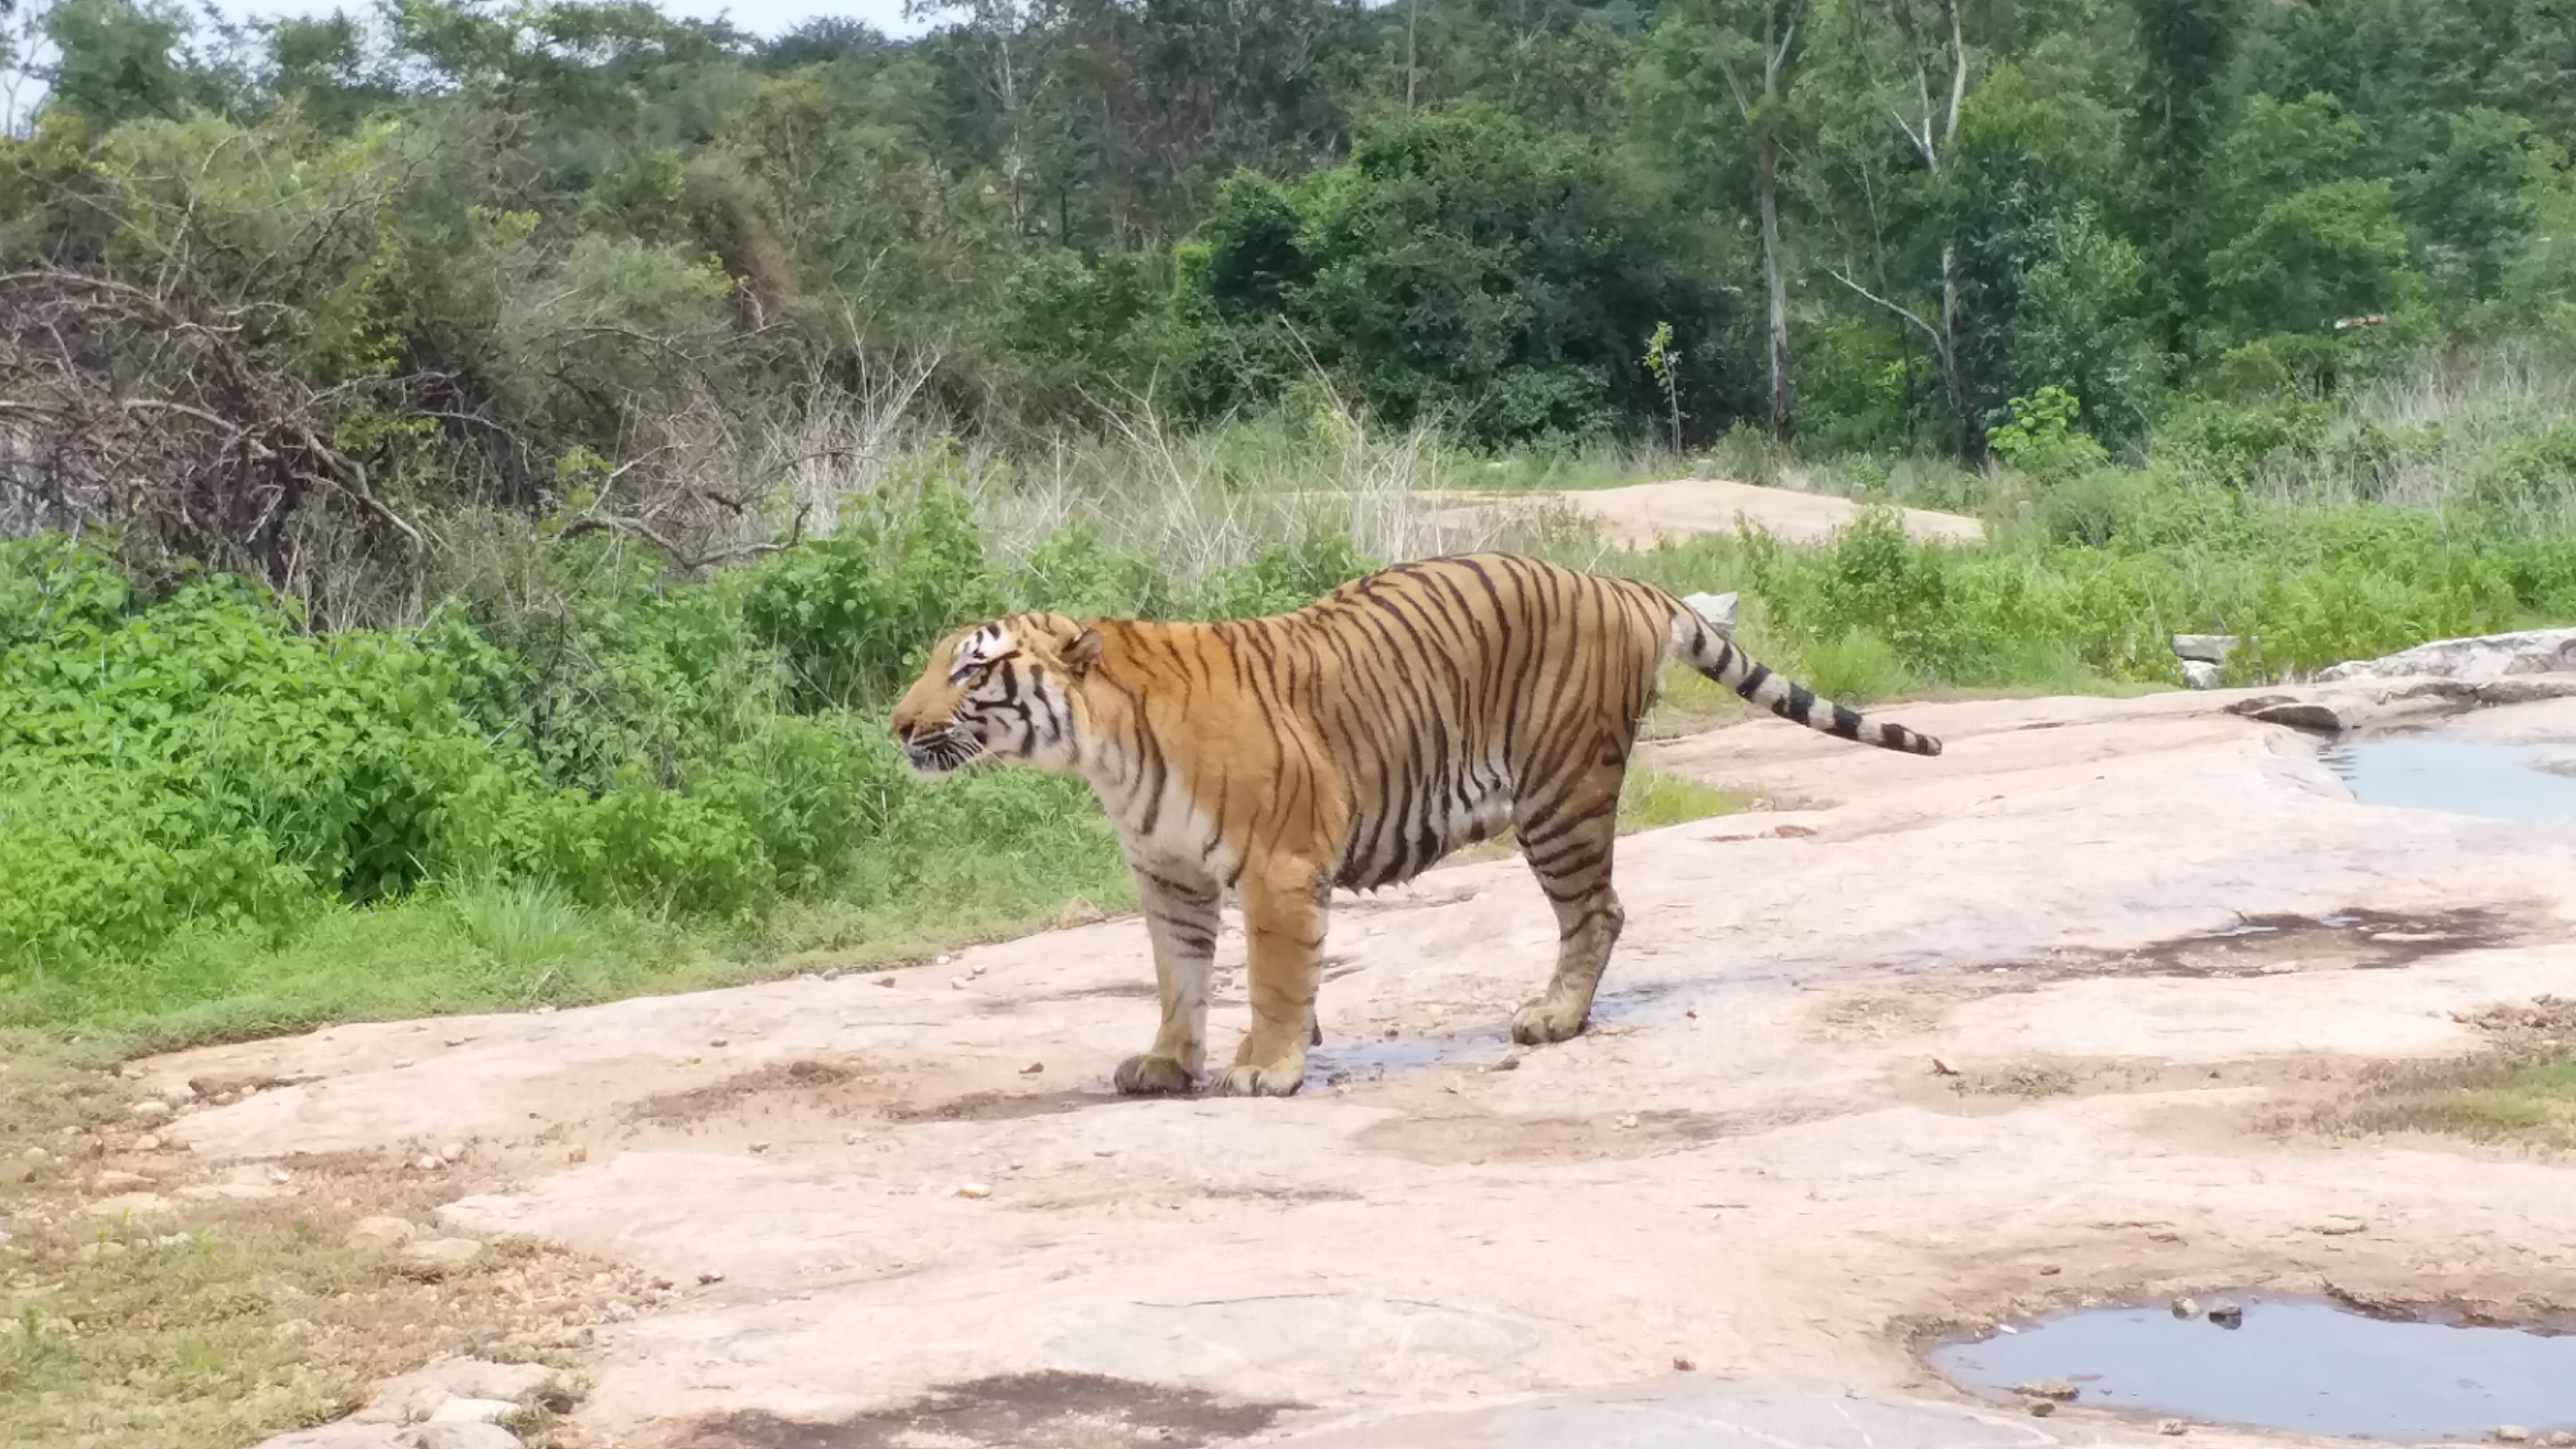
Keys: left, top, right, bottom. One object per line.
{"left": 116, "top": 664, "right": 2576, "bottom": 1449}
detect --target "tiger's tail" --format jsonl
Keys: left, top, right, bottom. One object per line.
{"left": 1665, "top": 595, "right": 1943, "bottom": 757}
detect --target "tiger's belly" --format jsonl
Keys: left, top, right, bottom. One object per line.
{"left": 1331, "top": 767, "right": 1514, "bottom": 892}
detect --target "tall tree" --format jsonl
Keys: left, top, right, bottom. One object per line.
{"left": 1828, "top": 0, "right": 1982, "bottom": 462}
{"left": 1633, "top": 0, "right": 1807, "bottom": 440}
{"left": 2126, "top": 0, "right": 2235, "bottom": 357}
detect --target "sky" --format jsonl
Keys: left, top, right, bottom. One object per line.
{"left": 216, "top": 0, "right": 940, "bottom": 42}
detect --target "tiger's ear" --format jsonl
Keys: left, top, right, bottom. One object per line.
{"left": 1065, "top": 626, "right": 1104, "bottom": 676}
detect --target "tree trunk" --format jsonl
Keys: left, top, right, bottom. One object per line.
{"left": 1757, "top": 125, "right": 1791, "bottom": 442}
{"left": 1939, "top": 242, "right": 1983, "bottom": 466}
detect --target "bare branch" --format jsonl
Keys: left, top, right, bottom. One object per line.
{"left": 1827, "top": 267, "right": 1949, "bottom": 357}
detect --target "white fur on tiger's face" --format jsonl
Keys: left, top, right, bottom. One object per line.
{"left": 892, "top": 614, "right": 1098, "bottom": 779}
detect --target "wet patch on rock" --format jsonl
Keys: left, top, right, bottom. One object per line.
{"left": 664, "top": 1371, "right": 1293, "bottom": 1448}
{"left": 2016, "top": 908, "right": 2522, "bottom": 981}
{"left": 1929, "top": 1290, "right": 2576, "bottom": 1441}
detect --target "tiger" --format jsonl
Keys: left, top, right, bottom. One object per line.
{"left": 889, "top": 552, "right": 1941, "bottom": 1097}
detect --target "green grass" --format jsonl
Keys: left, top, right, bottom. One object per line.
{"left": 2432, "top": 1054, "right": 2576, "bottom": 1141}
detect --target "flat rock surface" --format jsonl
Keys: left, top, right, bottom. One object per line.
{"left": 142, "top": 683, "right": 2576, "bottom": 1449}
{"left": 1426, "top": 478, "right": 1988, "bottom": 548}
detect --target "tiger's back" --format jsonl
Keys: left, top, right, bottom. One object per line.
{"left": 889, "top": 551, "right": 1940, "bottom": 1097}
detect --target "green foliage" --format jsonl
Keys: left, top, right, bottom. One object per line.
{"left": 1988, "top": 386, "right": 2111, "bottom": 480}
{"left": 744, "top": 454, "right": 998, "bottom": 709}
{"left": 2207, "top": 178, "right": 2422, "bottom": 342}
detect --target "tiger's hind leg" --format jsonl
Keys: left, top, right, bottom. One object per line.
{"left": 1115, "top": 866, "right": 1219, "bottom": 1095}
{"left": 1509, "top": 755, "right": 1628, "bottom": 1046}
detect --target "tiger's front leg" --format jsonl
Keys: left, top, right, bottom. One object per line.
{"left": 1114, "top": 866, "right": 1220, "bottom": 1096}
{"left": 1211, "top": 860, "right": 1328, "bottom": 1097}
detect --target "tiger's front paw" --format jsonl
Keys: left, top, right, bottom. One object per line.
{"left": 1113, "top": 1053, "right": 1196, "bottom": 1096}
{"left": 1209, "top": 1057, "right": 1306, "bottom": 1097}
{"left": 1510, "top": 996, "right": 1590, "bottom": 1045}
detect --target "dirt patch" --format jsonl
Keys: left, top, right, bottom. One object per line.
{"left": 881, "top": 1088, "right": 1107, "bottom": 1124}
{"left": 1897, "top": 1052, "right": 2365, "bottom": 1115}
{"left": 2270, "top": 996, "right": 2576, "bottom": 1151}
{"left": 661, "top": 1371, "right": 1294, "bottom": 1448}
{"left": 0, "top": 1033, "right": 644, "bottom": 1449}
{"left": 1357, "top": 1105, "right": 1839, "bottom": 1166}
{"left": 624, "top": 1059, "right": 868, "bottom": 1126}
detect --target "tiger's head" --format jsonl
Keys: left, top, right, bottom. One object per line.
{"left": 889, "top": 613, "right": 1103, "bottom": 779}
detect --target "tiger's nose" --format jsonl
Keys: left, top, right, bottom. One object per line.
{"left": 892, "top": 720, "right": 916, "bottom": 743}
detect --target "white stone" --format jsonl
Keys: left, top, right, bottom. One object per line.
{"left": 426, "top": 1396, "right": 519, "bottom": 1424}
{"left": 2171, "top": 633, "right": 2239, "bottom": 664}
{"left": 1682, "top": 591, "right": 1739, "bottom": 633}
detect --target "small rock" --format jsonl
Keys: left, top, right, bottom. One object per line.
{"left": 698, "top": 1270, "right": 725, "bottom": 1284}
{"left": 415, "top": 1154, "right": 446, "bottom": 1171}
{"left": 1020, "top": 1062, "right": 1044, "bottom": 1075}
{"left": 2313, "top": 1216, "right": 2368, "bottom": 1235}
{"left": 398, "top": 1238, "right": 484, "bottom": 1277}
{"left": 92, "top": 1169, "right": 150, "bottom": 1191}
{"left": 2180, "top": 659, "right": 2224, "bottom": 690}
{"left": 874, "top": 976, "right": 897, "bottom": 988}
{"left": 179, "top": 1181, "right": 285, "bottom": 1201}
{"left": 2037, "top": 1264, "right": 2062, "bottom": 1276}
{"left": 2015, "top": 1379, "right": 2079, "bottom": 1401}
{"left": 935, "top": 954, "right": 953, "bottom": 965}
{"left": 345, "top": 1215, "right": 417, "bottom": 1250}
{"left": 1488, "top": 1057, "right": 1520, "bottom": 1073}
{"left": 129, "top": 1100, "right": 173, "bottom": 1124}
{"left": 134, "top": 1134, "right": 163, "bottom": 1152}
{"left": 2023, "top": 1398, "right": 2057, "bottom": 1418}
{"left": 1614, "top": 1114, "right": 1639, "bottom": 1129}
{"left": 391, "top": 1059, "right": 416, "bottom": 1070}
{"left": 2205, "top": 1297, "right": 2243, "bottom": 1328}
{"left": 567, "top": 1145, "right": 588, "bottom": 1163}
{"left": 970, "top": 963, "right": 988, "bottom": 977}
{"left": 956, "top": 1183, "right": 993, "bottom": 1199}
{"left": 2171, "top": 1295, "right": 2200, "bottom": 1318}
{"left": 414, "top": 1424, "right": 521, "bottom": 1449}
{"left": 2538, "top": 1432, "right": 2572, "bottom": 1447}
{"left": 427, "top": 1398, "right": 520, "bottom": 1425}
{"left": 2157, "top": 1420, "right": 2189, "bottom": 1436}
{"left": 438, "top": 1141, "right": 467, "bottom": 1163}
{"left": 950, "top": 976, "right": 969, "bottom": 990}
{"left": 748, "top": 1141, "right": 771, "bottom": 1154}
{"left": 1054, "top": 897, "right": 1108, "bottom": 929}
{"left": 1671, "top": 1356, "right": 1694, "bottom": 1372}
{"left": 2494, "top": 1429, "right": 2530, "bottom": 1445}
{"left": 443, "top": 1037, "right": 466, "bottom": 1048}
{"left": 709, "top": 1037, "right": 730, "bottom": 1048}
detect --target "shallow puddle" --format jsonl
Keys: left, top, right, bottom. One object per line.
{"left": 2323, "top": 736, "right": 2576, "bottom": 823}
{"left": 1930, "top": 1292, "right": 2576, "bottom": 1440}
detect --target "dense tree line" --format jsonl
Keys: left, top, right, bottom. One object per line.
{"left": 4, "top": 0, "right": 2575, "bottom": 594}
